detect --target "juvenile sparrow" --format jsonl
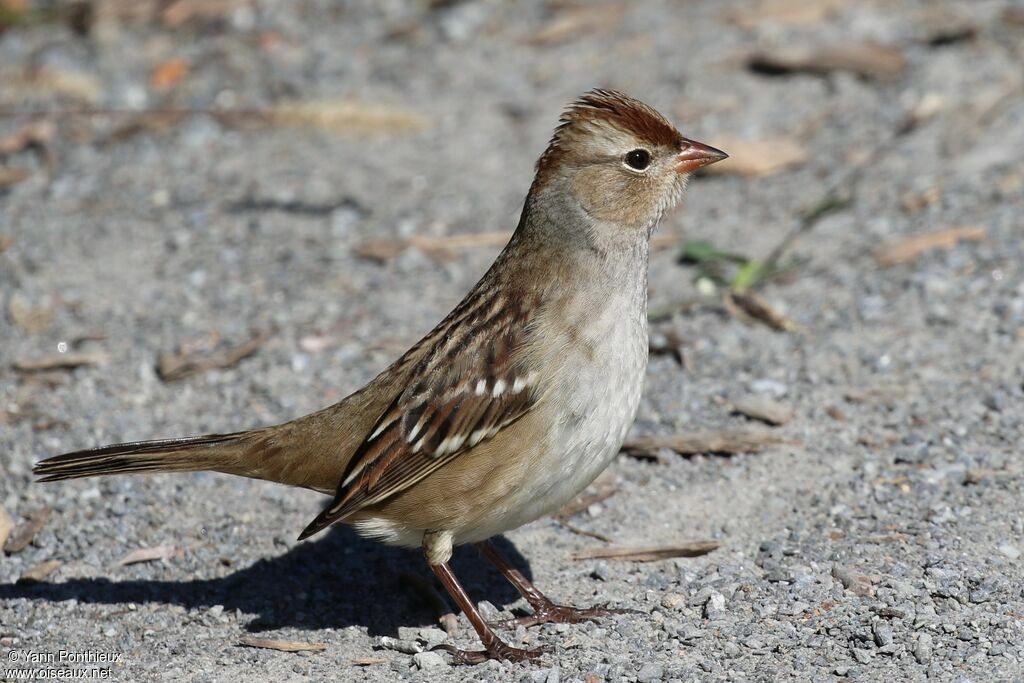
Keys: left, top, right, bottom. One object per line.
{"left": 35, "top": 89, "right": 726, "bottom": 664}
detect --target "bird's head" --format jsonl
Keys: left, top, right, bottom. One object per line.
{"left": 529, "top": 89, "right": 726, "bottom": 234}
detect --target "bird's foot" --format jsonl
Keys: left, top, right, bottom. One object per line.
{"left": 432, "top": 641, "right": 547, "bottom": 665}
{"left": 493, "top": 602, "right": 639, "bottom": 629}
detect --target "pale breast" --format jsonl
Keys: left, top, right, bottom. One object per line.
{"left": 354, "top": 246, "right": 652, "bottom": 548}
{"left": 444, "top": 280, "right": 649, "bottom": 544}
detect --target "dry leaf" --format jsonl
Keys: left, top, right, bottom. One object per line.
{"left": 118, "top": 544, "right": 177, "bottom": 566}
{"left": 0, "top": 506, "right": 14, "bottom": 550}
{"left": 704, "top": 136, "right": 807, "bottom": 177}
{"left": 18, "top": 559, "right": 62, "bottom": 583}
{"left": 527, "top": 4, "right": 625, "bottom": 45}
{"left": 0, "top": 120, "right": 55, "bottom": 157}
{"left": 3, "top": 507, "right": 52, "bottom": 554}
{"left": 8, "top": 293, "right": 55, "bottom": 333}
{"left": 298, "top": 334, "right": 342, "bottom": 354}
{"left": 353, "top": 237, "right": 406, "bottom": 264}
{"left": 749, "top": 42, "right": 906, "bottom": 80}
{"left": 727, "top": 0, "right": 847, "bottom": 29}
{"left": 270, "top": 99, "right": 429, "bottom": 136}
{"left": 238, "top": 636, "right": 327, "bottom": 653}
{"left": 900, "top": 186, "right": 941, "bottom": 214}
{"left": 964, "top": 468, "right": 1016, "bottom": 485}
{"left": 150, "top": 57, "right": 190, "bottom": 91}
{"left": 352, "top": 656, "right": 388, "bottom": 666}
{"left": 6, "top": 68, "right": 103, "bottom": 103}
{"left": 408, "top": 231, "right": 513, "bottom": 253}
{"left": 1004, "top": 6, "right": 1024, "bottom": 26}
{"left": 729, "top": 395, "right": 794, "bottom": 426}
{"left": 0, "top": 167, "right": 31, "bottom": 188}
{"left": 13, "top": 350, "right": 107, "bottom": 372}
{"left": 725, "top": 291, "right": 798, "bottom": 331}
{"left": 157, "top": 331, "right": 268, "bottom": 382}
{"left": 622, "top": 429, "right": 791, "bottom": 458}
{"left": 100, "top": 111, "right": 188, "bottom": 145}
{"left": 162, "top": 0, "right": 246, "bottom": 27}
{"left": 572, "top": 542, "right": 719, "bottom": 562}
{"left": 874, "top": 227, "right": 986, "bottom": 267}
{"left": 0, "top": 234, "right": 12, "bottom": 253}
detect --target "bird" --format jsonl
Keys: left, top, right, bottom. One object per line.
{"left": 34, "top": 89, "right": 727, "bottom": 664}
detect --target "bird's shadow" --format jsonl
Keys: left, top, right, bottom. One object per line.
{"left": 0, "top": 528, "right": 527, "bottom": 637}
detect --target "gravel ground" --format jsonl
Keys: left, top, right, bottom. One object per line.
{"left": 2, "top": 1, "right": 1023, "bottom": 681}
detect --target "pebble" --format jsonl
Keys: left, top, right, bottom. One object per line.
{"left": 478, "top": 600, "right": 501, "bottom": 622}
{"left": 591, "top": 561, "right": 612, "bottom": 581}
{"left": 832, "top": 566, "right": 875, "bottom": 597}
{"left": 417, "top": 628, "right": 449, "bottom": 648}
{"left": 636, "top": 662, "right": 664, "bottom": 682}
{"left": 998, "top": 544, "right": 1021, "bottom": 560}
{"left": 412, "top": 651, "right": 447, "bottom": 670}
{"left": 750, "top": 379, "right": 788, "bottom": 398}
{"left": 915, "top": 633, "right": 933, "bottom": 664}
{"left": 661, "top": 593, "right": 684, "bottom": 610}
{"left": 703, "top": 591, "right": 726, "bottom": 620}
{"left": 872, "top": 622, "right": 893, "bottom": 647}
{"left": 529, "top": 666, "right": 560, "bottom": 683}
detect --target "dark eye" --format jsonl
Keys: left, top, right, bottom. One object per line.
{"left": 624, "top": 149, "right": 651, "bottom": 170}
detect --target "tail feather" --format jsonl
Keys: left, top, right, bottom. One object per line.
{"left": 34, "top": 432, "right": 249, "bottom": 482}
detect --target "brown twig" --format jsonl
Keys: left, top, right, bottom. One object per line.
{"left": 237, "top": 636, "right": 326, "bottom": 653}
{"left": 572, "top": 542, "right": 719, "bottom": 562}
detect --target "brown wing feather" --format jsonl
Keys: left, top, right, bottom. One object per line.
{"left": 298, "top": 286, "right": 540, "bottom": 540}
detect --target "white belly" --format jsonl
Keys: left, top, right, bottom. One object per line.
{"left": 452, "top": 293, "right": 648, "bottom": 545}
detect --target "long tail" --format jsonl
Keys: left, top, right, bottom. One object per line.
{"left": 34, "top": 432, "right": 256, "bottom": 482}
{"left": 36, "top": 408, "right": 366, "bottom": 495}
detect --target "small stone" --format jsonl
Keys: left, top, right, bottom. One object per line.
{"left": 852, "top": 648, "right": 873, "bottom": 664}
{"left": 661, "top": 593, "right": 684, "bottom": 610}
{"left": 873, "top": 621, "right": 894, "bottom": 647}
{"left": 832, "top": 566, "right": 875, "bottom": 597}
{"left": 997, "top": 544, "right": 1021, "bottom": 560}
{"left": 529, "top": 666, "right": 560, "bottom": 683}
{"left": 412, "top": 651, "right": 447, "bottom": 669}
{"left": 743, "top": 636, "right": 765, "bottom": 649}
{"left": 983, "top": 392, "right": 1007, "bottom": 412}
{"left": 418, "top": 628, "right": 448, "bottom": 648}
{"left": 730, "top": 395, "right": 793, "bottom": 425}
{"left": 477, "top": 600, "right": 501, "bottom": 622}
{"left": 677, "top": 625, "right": 704, "bottom": 644}
{"left": 703, "top": 591, "right": 726, "bottom": 619}
{"left": 636, "top": 662, "right": 664, "bottom": 682}
{"left": 750, "top": 378, "right": 788, "bottom": 398}
{"left": 591, "top": 561, "right": 611, "bottom": 581}
{"left": 834, "top": 665, "right": 850, "bottom": 675}
{"left": 914, "top": 633, "right": 933, "bottom": 664}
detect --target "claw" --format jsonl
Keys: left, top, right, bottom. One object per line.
{"left": 492, "top": 602, "right": 639, "bottom": 629}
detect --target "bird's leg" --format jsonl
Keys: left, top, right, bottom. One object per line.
{"left": 423, "top": 533, "right": 545, "bottom": 665}
{"left": 476, "top": 539, "right": 636, "bottom": 629}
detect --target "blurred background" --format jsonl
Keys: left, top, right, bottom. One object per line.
{"left": 1, "top": 1, "right": 1022, "bottom": 680}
